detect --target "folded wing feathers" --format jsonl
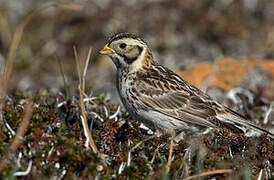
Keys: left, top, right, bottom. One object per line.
{"left": 136, "top": 68, "right": 274, "bottom": 139}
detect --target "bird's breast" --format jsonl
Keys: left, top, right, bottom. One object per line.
{"left": 116, "top": 71, "right": 137, "bottom": 113}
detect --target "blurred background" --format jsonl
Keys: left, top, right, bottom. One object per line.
{"left": 1, "top": 0, "right": 274, "bottom": 101}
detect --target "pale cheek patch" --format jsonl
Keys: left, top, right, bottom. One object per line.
{"left": 122, "top": 46, "right": 143, "bottom": 65}
{"left": 129, "top": 47, "right": 147, "bottom": 72}
{"left": 126, "top": 47, "right": 140, "bottom": 59}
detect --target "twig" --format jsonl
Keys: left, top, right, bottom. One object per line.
{"left": 4, "top": 119, "right": 16, "bottom": 136}
{"left": 228, "top": 146, "right": 233, "bottom": 159}
{"left": 103, "top": 106, "right": 109, "bottom": 118}
{"left": 127, "top": 151, "right": 131, "bottom": 167}
{"left": 263, "top": 102, "right": 274, "bottom": 124}
{"left": 0, "top": 2, "right": 51, "bottom": 126}
{"left": 182, "top": 169, "right": 232, "bottom": 180}
{"left": 82, "top": 47, "right": 92, "bottom": 90}
{"left": 130, "top": 134, "right": 157, "bottom": 152}
{"left": 10, "top": 100, "right": 33, "bottom": 151}
{"left": 139, "top": 123, "right": 154, "bottom": 135}
{"left": 83, "top": 97, "right": 97, "bottom": 102}
{"left": 80, "top": 116, "right": 91, "bottom": 148}
{"left": 227, "top": 87, "right": 254, "bottom": 105}
{"left": 74, "top": 47, "right": 98, "bottom": 153}
{"left": 109, "top": 105, "right": 120, "bottom": 120}
{"left": 57, "top": 101, "right": 67, "bottom": 108}
{"left": 90, "top": 112, "right": 104, "bottom": 122}
{"left": 13, "top": 160, "right": 32, "bottom": 177}
{"left": 0, "top": 99, "right": 33, "bottom": 171}
{"left": 0, "top": 1, "right": 83, "bottom": 126}
{"left": 166, "top": 140, "right": 174, "bottom": 173}
{"left": 150, "top": 144, "right": 162, "bottom": 164}
{"left": 125, "top": 134, "right": 157, "bottom": 173}
{"left": 257, "top": 169, "right": 263, "bottom": 180}
{"left": 16, "top": 152, "right": 23, "bottom": 167}
{"left": 118, "top": 162, "right": 126, "bottom": 175}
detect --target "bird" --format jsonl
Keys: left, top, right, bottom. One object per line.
{"left": 100, "top": 32, "right": 274, "bottom": 139}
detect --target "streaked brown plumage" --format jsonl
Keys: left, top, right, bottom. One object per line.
{"left": 100, "top": 33, "right": 274, "bottom": 139}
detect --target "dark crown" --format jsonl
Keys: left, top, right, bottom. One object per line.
{"left": 108, "top": 33, "right": 146, "bottom": 45}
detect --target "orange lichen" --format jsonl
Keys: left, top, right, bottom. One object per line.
{"left": 176, "top": 63, "right": 211, "bottom": 88}
{"left": 257, "top": 60, "right": 274, "bottom": 78}
{"left": 177, "top": 58, "right": 274, "bottom": 91}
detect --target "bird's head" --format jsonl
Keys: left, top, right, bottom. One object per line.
{"left": 100, "top": 33, "right": 152, "bottom": 72}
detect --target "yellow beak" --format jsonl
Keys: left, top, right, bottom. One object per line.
{"left": 99, "top": 44, "right": 114, "bottom": 55}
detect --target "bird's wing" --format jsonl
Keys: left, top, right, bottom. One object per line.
{"left": 135, "top": 77, "right": 220, "bottom": 129}
{"left": 135, "top": 71, "right": 274, "bottom": 138}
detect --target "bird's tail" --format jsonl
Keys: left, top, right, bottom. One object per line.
{"left": 217, "top": 112, "right": 274, "bottom": 139}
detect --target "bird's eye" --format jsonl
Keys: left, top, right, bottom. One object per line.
{"left": 119, "top": 43, "right": 127, "bottom": 49}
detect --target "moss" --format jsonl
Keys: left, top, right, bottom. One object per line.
{"left": 44, "top": 163, "right": 57, "bottom": 178}
{"left": 0, "top": 165, "right": 14, "bottom": 180}
{"left": 97, "top": 93, "right": 105, "bottom": 101}
{"left": 0, "top": 91, "right": 273, "bottom": 179}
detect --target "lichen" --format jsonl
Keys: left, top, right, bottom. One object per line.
{"left": 0, "top": 92, "right": 273, "bottom": 179}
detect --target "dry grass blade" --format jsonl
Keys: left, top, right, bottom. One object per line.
{"left": 150, "top": 144, "right": 161, "bottom": 164}
{"left": 57, "top": 2, "right": 84, "bottom": 11}
{"left": 0, "top": 2, "right": 53, "bottom": 96}
{"left": 130, "top": 134, "right": 157, "bottom": 152}
{"left": 10, "top": 100, "right": 33, "bottom": 151}
{"left": 56, "top": 54, "right": 69, "bottom": 99}
{"left": 166, "top": 140, "right": 174, "bottom": 173}
{"left": 0, "top": 99, "right": 33, "bottom": 171}
{"left": 182, "top": 169, "right": 232, "bottom": 180}
{"left": 0, "top": 1, "right": 83, "bottom": 126}
{"left": 74, "top": 46, "right": 82, "bottom": 87}
{"left": 82, "top": 47, "right": 92, "bottom": 90}
{"left": 74, "top": 47, "right": 99, "bottom": 153}
{"left": 0, "top": 12, "right": 12, "bottom": 49}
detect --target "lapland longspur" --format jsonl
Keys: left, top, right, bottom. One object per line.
{"left": 100, "top": 33, "right": 274, "bottom": 139}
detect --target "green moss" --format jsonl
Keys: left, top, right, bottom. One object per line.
{"left": 59, "top": 124, "right": 68, "bottom": 132}
{"left": 0, "top": 91, "right": 273, "bottom": 179}
{"left": 97, "top": 93, "right": 105, "bottom": 101}
{"left": 44, "top": 163, "right": 57, "bottom": 178}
